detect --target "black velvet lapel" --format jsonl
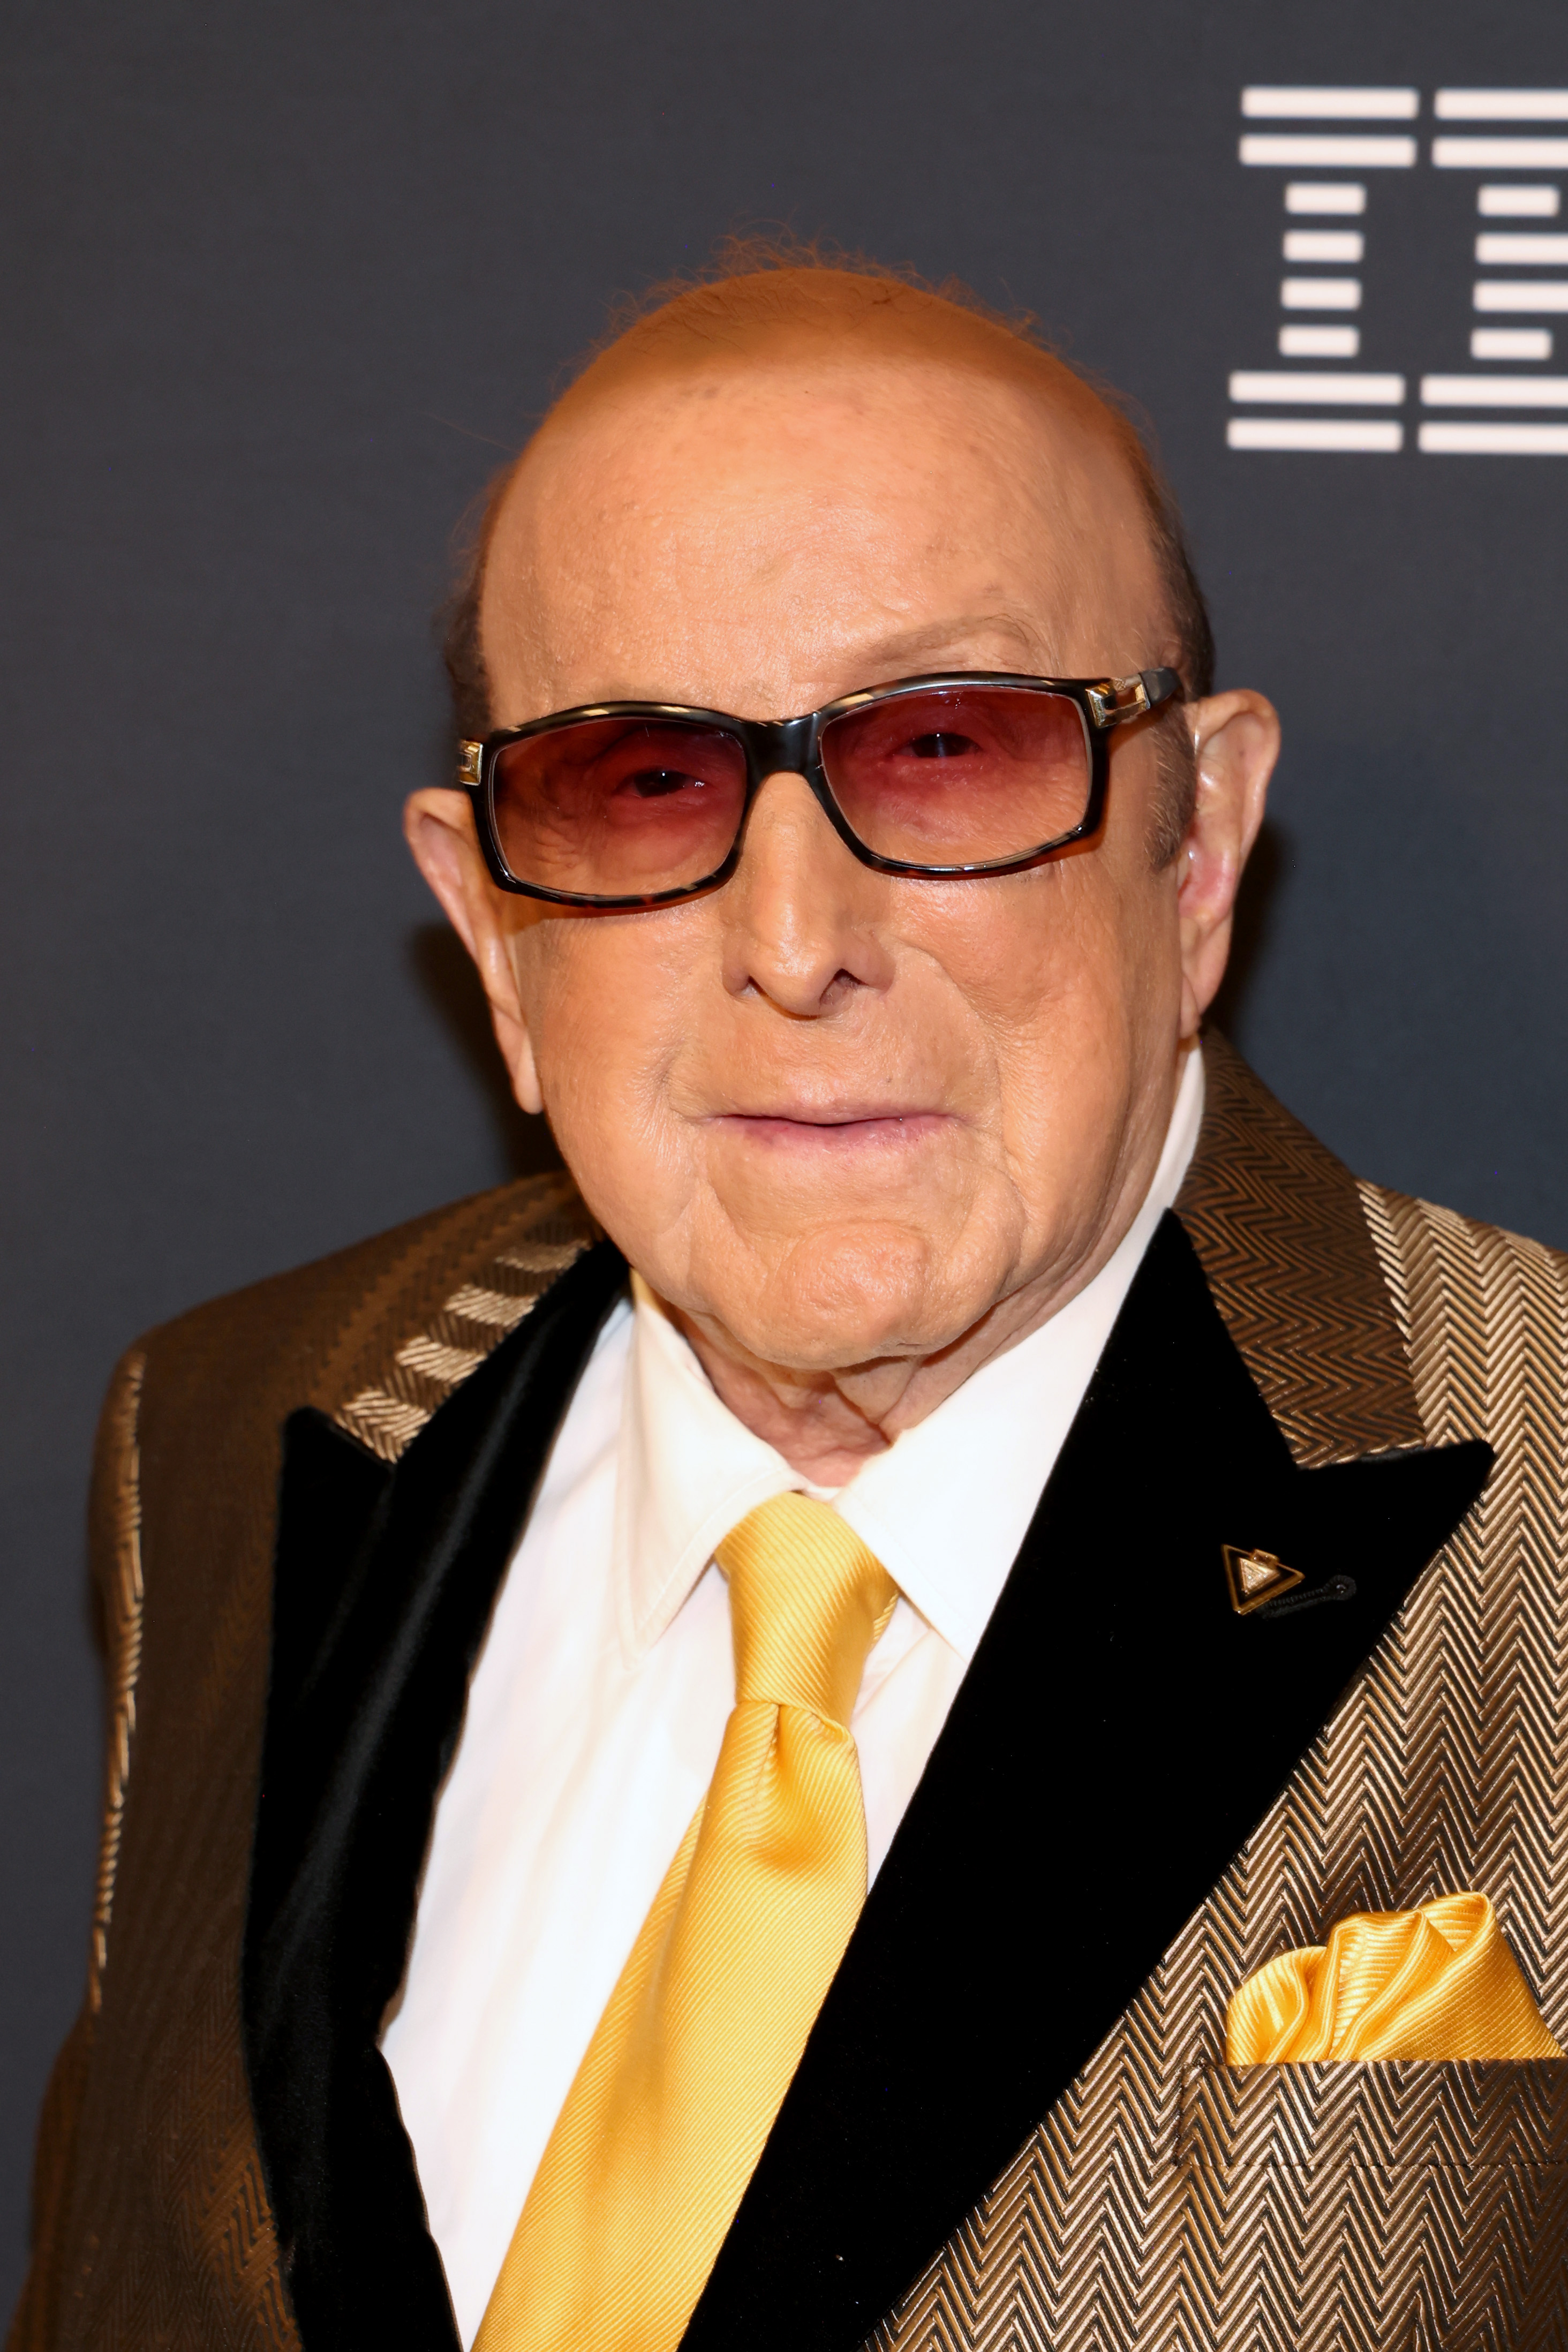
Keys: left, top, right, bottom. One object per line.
{"left": 243, "top": 1239, "right": 628, "bottom": 2352}
{"left": 682, "top": 1212, "right": 1492, "bottom": 2352}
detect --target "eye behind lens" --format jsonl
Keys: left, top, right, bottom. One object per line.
{"left": 906, "top": 731, "right": 981, "bottom": 760}
{"left": 622, "top": 767, "right": 709, "bottom": 799}
{"left": 819, "top": 684, "right": 1093, "bottom": 866}
{"left": 490, "top": 714, "right": 747, "bottom": 896}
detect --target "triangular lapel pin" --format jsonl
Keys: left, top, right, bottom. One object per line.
{"left": 1223, "top": 1543, "right": 1304, "bottom": 1615}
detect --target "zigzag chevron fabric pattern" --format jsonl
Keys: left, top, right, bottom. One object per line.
{"left": 333, "top": 1190, "right": 597, "bottom": 1462}
{"left": 1173, "top": 1032, "right": 1426, "bottom": 1468}
{"left": 88, "top": 1353, "right": 145, "bottom": 2018}
{"left": 869, "top": 1182, "right": 1568, "bottom": 2352}
{"left": 1178, "top": 2056, "right": 1568, "bottom": 2172}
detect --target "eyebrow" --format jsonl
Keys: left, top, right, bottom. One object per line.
{"left": 830, "top": 610, "right": 1052, "bottom": 680}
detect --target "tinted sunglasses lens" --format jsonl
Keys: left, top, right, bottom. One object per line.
{"left": 818, "top": 685, "right": 1092, "bottom": 868}
{"left": 490, "top": 718, "right": 747, "bottom": 899}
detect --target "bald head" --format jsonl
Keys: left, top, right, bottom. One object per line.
{"left": 444, "top": 259, "right": 1213, "bottom": 747}
{"left": 553, "top": 262, "right": 1117, "bottom": 431}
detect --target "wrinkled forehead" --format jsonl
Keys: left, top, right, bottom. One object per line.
{"left": 478, "top": 325, "right": 1164, "bottom": 712}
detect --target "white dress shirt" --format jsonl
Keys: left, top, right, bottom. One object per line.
{"left": 382, "top": 1046, "right": 1204, "bottom": 2344}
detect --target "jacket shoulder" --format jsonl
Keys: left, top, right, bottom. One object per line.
{"left": 1358, "top": 1179, "right": 1568, "bottom": 1447}
{"left": 130, "top": 1171, "right": 599, "bottom": 1464}
{"left": 1179, "top": 1032, "right": 1425, "bottom": 1464}
{"left": 1183, "top": 1030, "right": 1566, "bottom": 1466}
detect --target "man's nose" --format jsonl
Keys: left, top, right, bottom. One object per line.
{"left": 719, "top": 770, "right": 894, "bottom": 1014}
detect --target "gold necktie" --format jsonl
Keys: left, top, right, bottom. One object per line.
{"left": 1225, "top": 1891, "right": 1562, "bottom": 2063}
{"left": 475, "top": 1491, "right": 898, "bottom": 2352}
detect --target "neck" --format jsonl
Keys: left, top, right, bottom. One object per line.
{"left": 666, "top": 1279, "right": 1068, "bottom": 1487}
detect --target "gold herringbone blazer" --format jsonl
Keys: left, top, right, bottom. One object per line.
{"left": 11, "top": 1036, "right": 1568, "bottom": 2351}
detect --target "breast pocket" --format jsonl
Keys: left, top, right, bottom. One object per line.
{"left": 1178, "top": 2060, "right": 1568, "bottom": 2350}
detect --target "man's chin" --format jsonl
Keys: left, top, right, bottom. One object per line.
{"left": 683, "top": 1218, "right": 990, "bottom": 1375}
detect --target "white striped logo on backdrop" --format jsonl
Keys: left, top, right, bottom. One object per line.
{"left": 1228, "top": 86, "right": 1568, "bottom": 457}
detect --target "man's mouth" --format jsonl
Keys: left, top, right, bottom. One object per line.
{"left": 710, "top": 1106, "right": 952, "bottom": 1149}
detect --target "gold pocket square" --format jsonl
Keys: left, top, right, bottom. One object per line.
{"left": 1225, "top": 1891, "right": 1563, "bottom": 2064}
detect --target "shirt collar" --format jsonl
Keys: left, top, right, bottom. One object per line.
{"left": 613, "top": 1279, "right": 799, "bottom": 1662}
{"left": 613, "top": 1043, "right": 1205, "bottom": 1667}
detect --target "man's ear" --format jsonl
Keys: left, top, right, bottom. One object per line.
{"left": 403, "top": 788, "right": 545, "bottom": 1115}
{"left": 1174, "top": 689, "right": 1279, "bottom": 1039}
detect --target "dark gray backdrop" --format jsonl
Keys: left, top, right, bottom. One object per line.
{"left": 4, "top": 0, "right": 1566, "bottom": 2311}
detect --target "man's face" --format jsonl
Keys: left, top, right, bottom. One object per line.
{"left": 415, "top": 337, "right": 1255, "bottom": 1378}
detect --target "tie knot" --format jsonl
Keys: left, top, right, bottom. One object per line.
{"left": 714, "top": 1492, "right": 898, "bottom": 1727}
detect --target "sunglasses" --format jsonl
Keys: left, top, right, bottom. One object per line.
{"left": 456, "top": 667, "right": 1181, "bottom": 910}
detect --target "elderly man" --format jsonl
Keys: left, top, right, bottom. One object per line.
{"left": 13, "top": 256, "right": 1568, "bottom": 2352}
